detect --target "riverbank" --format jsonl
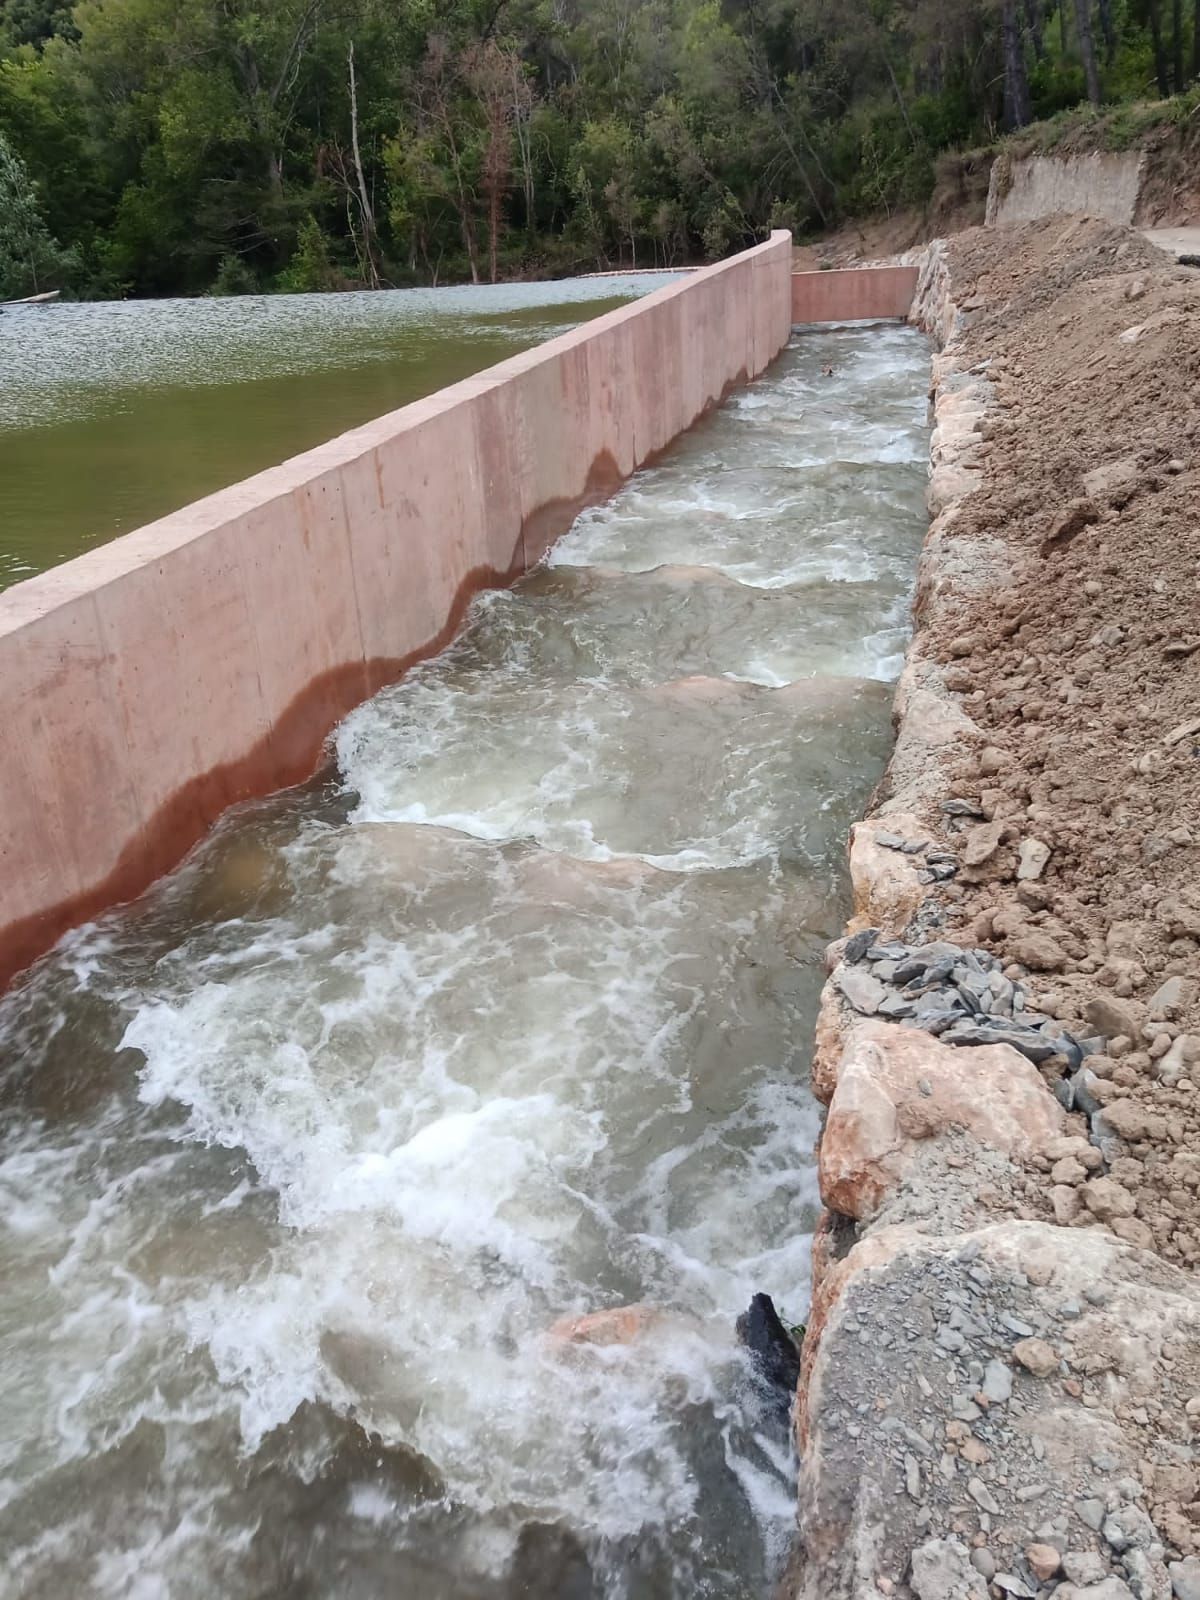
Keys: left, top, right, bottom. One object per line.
{"left": 789, "top": 217, "right": 1200, "bottom": 1600}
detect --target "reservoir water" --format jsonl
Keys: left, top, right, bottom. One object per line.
{"left": 0, "top": 277, "right": 662, "bottom": 589}
{"left": 0, "top": 325, "right": 929, "bottom": 1598}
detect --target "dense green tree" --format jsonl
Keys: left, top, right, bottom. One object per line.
{"left": 0, "top": 126, "right": 75, "bottom": 296}
{"left": 0, "top": 0, "right": 1196, "bottom": 296}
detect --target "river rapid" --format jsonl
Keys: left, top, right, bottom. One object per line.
{"left": 0, "top": 325, "right": 929, "bottom": 1599}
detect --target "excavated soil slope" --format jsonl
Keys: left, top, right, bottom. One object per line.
{"left": 788, "top": 218, "right": 1200, "bottom": 1600}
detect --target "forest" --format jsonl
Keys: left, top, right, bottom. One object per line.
{"left": 1, "top": 0, "right": 1197, "bottom": 298}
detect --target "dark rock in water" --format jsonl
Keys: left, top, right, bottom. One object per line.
{"left": 736, "top": 1293, "right": 802, "bottom": 1397}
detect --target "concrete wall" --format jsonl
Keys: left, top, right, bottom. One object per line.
{"left": 986, "top": 151, "right": 1144, "bottom": 226}
{"left": 0, "top": 233, "right": 793, "bottom": 990}
{"left": 791, "top": 266, "right": 919, "bottom": 325}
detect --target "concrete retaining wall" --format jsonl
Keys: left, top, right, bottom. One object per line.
{"left": 986, "top": 151, "right": 1144, "bottom": 226}
{"left": 0, "top": 232, "right": 793, "bottom": 991}
{"left": 791, "top": 265, "right": 919, "bottom": 324}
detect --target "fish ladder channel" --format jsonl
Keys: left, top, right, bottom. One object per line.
{"left": 0, "top": 325, "right": 930, "bottom": 1600}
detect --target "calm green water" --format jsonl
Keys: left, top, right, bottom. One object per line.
{"left": 0, "top": 278, "right": 668, "bottom": 590}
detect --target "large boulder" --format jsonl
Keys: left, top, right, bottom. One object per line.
{"left": 819, "top": 1020, "right": 1065, "bottom": 1222}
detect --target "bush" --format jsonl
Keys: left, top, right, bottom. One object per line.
{"left": 209, "top": 252, "right": 258, "bottom": 296}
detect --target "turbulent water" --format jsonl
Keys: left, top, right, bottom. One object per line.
{"left": 0, "top": 325, "right": 929, "bottom": 1600}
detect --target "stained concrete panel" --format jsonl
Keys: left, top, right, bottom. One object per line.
{"left": 0, "top": 231, "right": 794, "bottom": 989}
{"left": 791, "top": 266, "right": 919, "bottom": 325}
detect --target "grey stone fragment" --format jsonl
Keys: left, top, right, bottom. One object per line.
{"left": 835, "top": 966, "right": 888, "bottom": 1014}
{"left": 844, "top": 927, "right": 878, "bottom": 965}
{"left": 910, "top": 1537, "right": 985, "bottom": 1600}
{"left": 967, "top": 1476, "right": 1001, "bottom": 1515}
{"left": 1064, "top": 1554, "right": 1108, "bottom": 1585}
{"left": 971, "top": 1549, "right": 997, "bottom": 1580}
{"left": 1058, "top": 1583, "right": 1136, "bottom": 1600}
{"left": 1068, "top": 1068, "right": 1107, "bottom": 1120}
{"left": 942, "top": 1021, "right": 1061, "bottom": 1063}
{"left": 1077, "top": 1498, "right": 1108, "bottom": 1530}
{"left": 1053, "top": 1075, "right": 1076, "bottom": 1111}
{"left": 875, "top": 831, "right": 908, "bottom": 850}
{"left": 867, "top": 941, "right": 908, "bottom": 961}
{"left": 878, "top": 993, "right": 918, "bottom": 1020}
{"left": 981, "top": 1359, "right": 1013, "bottom": 1403}
{"left": 994, "top": 1576, "right": 1036, "bottom": 1599}
{"left": 1169, "top": 1557, "right": 1200, "bottom": 1600}
{"left": 942, "top": 798, "right": 985, "bottom": 818}
{"left": 1000, "top": 1313, "right": 1035, "bottom": 1337}
{"left": 916, "top": 1009, "right": 963, "bottom": 1037}
{"left": 1122, "top": 1548, "right": 1162, "bottom": 1600}
{"left": 1102, "top": 1504, "right": 1156, "bottom": 1553}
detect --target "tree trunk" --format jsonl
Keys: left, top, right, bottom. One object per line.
{"left": 347, "top": 43, "right": 380, "bottom": 287}
{"left": 1023, "top": 0, "right": 1045, "bottom": 59}
{"left": 1096, "top": 0, "right": 1116, "bottom": 62}
{"left": 1074, "top": 0, "right": 1101, "bottom": 103}
{"left": 1171, "top": 0, "right": 1185, "bottom": 88}
{"left": 1002, "top": 1, "right": 1033, "bottom": 128}
{"left": 1148, "top": 0, "right": 1171, "bottom": 95}
{"left": 1060, "top": 0, "right": 1068, "bottom": 54}
{"left": 1193, "top": 0, "right": 1199, "bottom": 77}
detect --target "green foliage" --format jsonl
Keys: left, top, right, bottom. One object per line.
{"left": 210, "top": 252, "right": 258, "bottom": 294}
{"left": 0, "top": 128, "right": 76, "bottom": 297}
{"left": 0, "top": 0, "right": 1196, "bottom": 297}
{"left": 275, "top": 215, "right": 341, "bottom": 292}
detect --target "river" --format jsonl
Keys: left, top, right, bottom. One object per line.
{"left": 0, "top": 323, "right": 929, "bottom": 1598}
{"left": 0, "top": 278, "right": 664, "bottom": 589}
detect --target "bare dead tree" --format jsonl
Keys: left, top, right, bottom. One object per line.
{"left": 346, "top": 43, "right": 380, "bottom": 286}
{"left": 462, "top": 41, "right": 519, "bottom": 284}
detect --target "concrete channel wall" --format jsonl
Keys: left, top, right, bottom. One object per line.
{"left": 790, "top": 265, "right": 919, "bottom": 324}
{"left": 0, "top": 232, "right": 795, "bottom": 991}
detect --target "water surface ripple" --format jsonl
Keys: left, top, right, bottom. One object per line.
{"left": 0, "top": 325, "right": 929, "bottom": 1599}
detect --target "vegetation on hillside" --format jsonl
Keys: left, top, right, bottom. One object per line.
{"left": 0, "top": 0, "right": 1196, "bottom": 298}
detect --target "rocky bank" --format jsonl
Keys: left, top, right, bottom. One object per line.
{"left": 786, "top": 218, "right": 1200, "bottom": 1600}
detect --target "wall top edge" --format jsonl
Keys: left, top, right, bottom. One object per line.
{"left": 0, "top": 232, "right": 793, "bottom": 631}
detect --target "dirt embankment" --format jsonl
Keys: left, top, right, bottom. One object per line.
{"left": 788, "top": 219, "right": 1200, "bottom": 1600}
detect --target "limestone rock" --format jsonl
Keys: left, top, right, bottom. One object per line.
{"left": 1017, "top": 838, "right": 1052, "bottom": 881}
{"left": 963, "top": 820, "right": 1006, "bottom": 867}
{"left": 1011, "top": 1336, "right": 1059, "bottom": 1377}
{"left": 849, "top": 816, "right": 929, "bottom": 933}
{"left": 819, "top": 1021, "right": 1065, "bottom": 1221}
{"left": 1168, "top": 1557, "right": 1200, "bottom": 1600}
{"left": 1025, "top": 1544, "right": 1062, "bottom": 1581}
{"left": 910, "top": 1537, "right": 988, "bottom": 1600}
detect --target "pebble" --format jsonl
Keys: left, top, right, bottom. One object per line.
{"left": 1077, "top": 1498, "right": 1107, "bottom": 1530}
{"left": 982, "top": 1360, "right": 1013, "bottom": 1404}
{"left": 1012, "top": 1337, "right": 1058, "bottom": 1377}
{"left": 971, "top": 1548, "right": 997, "bottom": 1580}
{"left": 1025, "top": 1544, "right": 1062, "bottom": 1581}
{"left": 1064, "top": 1552, "right": 1108, "bottom": 1584}
{"left": 967, "top": 1476, "right": 1001, "bottom": 1515}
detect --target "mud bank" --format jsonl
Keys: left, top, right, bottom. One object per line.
{"left": 788, "top": 219, "right": 1200, "bottom": 1600}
